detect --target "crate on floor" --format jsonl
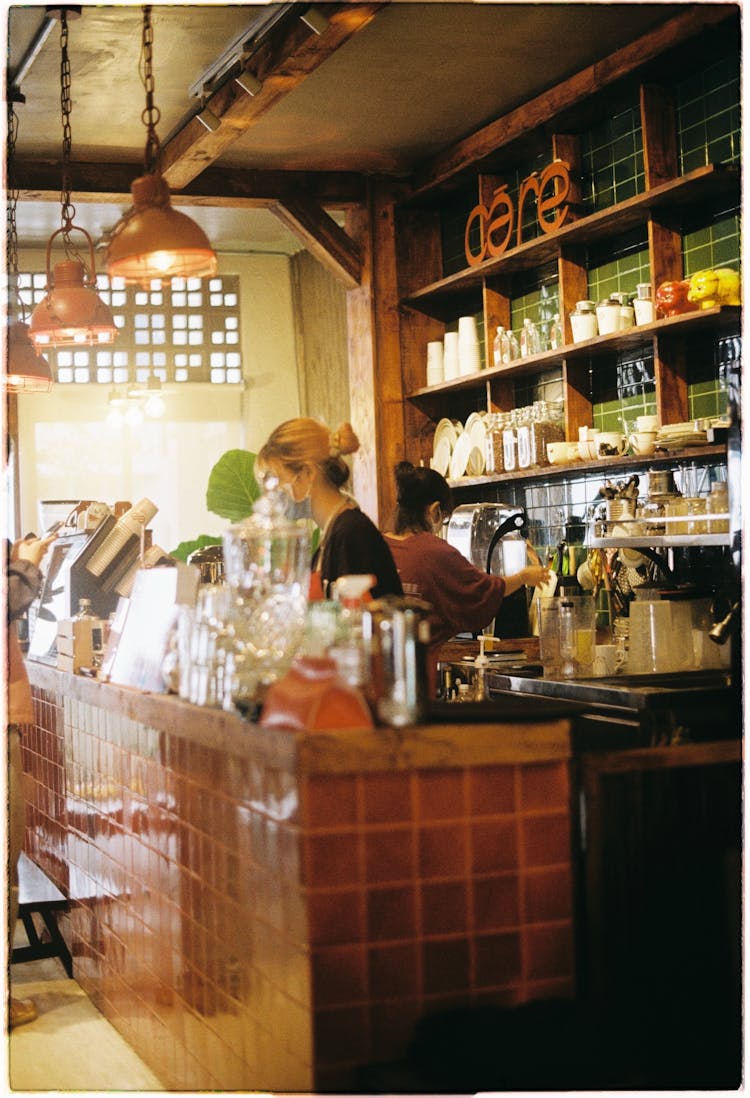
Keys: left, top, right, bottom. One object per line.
{"left": 12, "top": 851, "right": 73, "bottom": 978}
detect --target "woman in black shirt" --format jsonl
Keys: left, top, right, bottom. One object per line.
{"left": 256, "top": 417, "right": 402, "bottom": 600}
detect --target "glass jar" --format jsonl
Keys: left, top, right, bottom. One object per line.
{"left": 637, "top": 498, "right": 666, "bottom": 536}
{"left": 708, "top": 482, "right": 729, "bottom": 533}
{"left": 685, "top": 496, "right": 709, "bottom": 535}
{"left": 570, "top": 300, "right": 598, "bottom": 343}
{"left": 502, "top": 410, "right": 518, "bottom": 471}
{"left": 516, "top": 405, "right": 533, "bottom": 468}
{"left": 529, "top": 400, "right": 565, "bottom": 467}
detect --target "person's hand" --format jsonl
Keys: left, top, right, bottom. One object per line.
{"left": 13, "top": 532, "right": 58, "bottom": 568}
{"left": 521, "top": 564, "right": 552, "bottom": 589}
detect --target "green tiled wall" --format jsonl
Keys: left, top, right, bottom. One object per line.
{"left": 580, "top": 105, "right": 645, "bottom": 212}
{"left": 676, "top": 56, "right": 741, "bottom": 172}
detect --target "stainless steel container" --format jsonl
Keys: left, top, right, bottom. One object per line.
{"left": 365, "top": 596, "right": 432, "bottom": 727}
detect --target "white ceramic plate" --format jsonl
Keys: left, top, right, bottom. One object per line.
{"left": 466, "top": 414, "right": 487, "bottom": 457}
{"left": 434, "top": 417, "right": 459, "bottom": 452}
{"left": 466, "top": 444, "right": 485, "bottom": 476}
{"left": 431, "top": 436, "right": 451, "bottom": 476}
{"left": 449, "top": 431, "right": 473, "bottom": 479}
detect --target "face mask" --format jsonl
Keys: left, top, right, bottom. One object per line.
{"left": 288, "top": 496, "right": 312, "bottom": 522}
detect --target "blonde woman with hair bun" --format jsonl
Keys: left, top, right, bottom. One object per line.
{"left": 257, "top": 417, "right": 402, "bottom": 600}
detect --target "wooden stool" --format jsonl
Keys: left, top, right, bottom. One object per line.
{"left": 12, "top": 852, "right": 73, "bottom": 977}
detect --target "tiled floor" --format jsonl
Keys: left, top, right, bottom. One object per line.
{"left": 6, "top": 932, "right": 165, "bottom": 1092}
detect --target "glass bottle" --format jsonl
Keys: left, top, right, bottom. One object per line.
{"left": 507, "top": 329, "right": 520, "bottom": 361}
{"left": 549, "top": 314, "right": 564, "bottom": 349}
{"left": 492, "top": 326, "right": 504, "bottom": 368}
{"left": 520, "top": 317, "right": 541, "bottom": 357}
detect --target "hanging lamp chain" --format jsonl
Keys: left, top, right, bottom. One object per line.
{"left": 7, "top": 99, "right": 20, "bottom": 281}
{"left": 59, "top": 12, "right": 76, "bottom": 241}
{"left": 141, "top": 5, "right": 162, "bottom": 174}
{"left": 6, "top": 97, "right": 27, "bottom": 322}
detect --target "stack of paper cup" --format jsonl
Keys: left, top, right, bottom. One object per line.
{"left": 457, "top": 315, "right": 482, "bottom": 376}
{"left": 443, "top": 331, "right": 460, "bottom": 380}
{"left": 426, "top": 341, "right": 444, "bottom": 386}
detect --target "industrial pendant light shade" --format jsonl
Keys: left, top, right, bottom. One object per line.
{"left": 106, "top": 173, "right": 218, "bottom": 283}
{"left": 105, "top": 6, "right": 217, "bottom": 285}
{"left": 5, "top": 322, "right": 54, "bottom": 392}
{"left": 29, "top": 228, "right": 118, "bottom": 347}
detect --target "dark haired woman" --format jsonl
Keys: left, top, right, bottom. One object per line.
{"left": 384, "top": 461, "right": 550, "bottom": 679}
{"left": 256, "top": 418, "right": 402, "bottom": 599}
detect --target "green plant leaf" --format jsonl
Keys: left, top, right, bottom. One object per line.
{"left": 206, "top": 449, "right": 261, "bottom": 522}
{"left": 170, "top": 534, "right": 223, "bottom": 563}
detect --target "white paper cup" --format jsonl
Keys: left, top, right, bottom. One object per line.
{"left": 443, "top": 332, "right": 460, "bottom": 380}
{"left": 426, "top": 341, "right": 444, "bottom": 386}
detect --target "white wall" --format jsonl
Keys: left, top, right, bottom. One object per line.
{"left": 15, "top": 250, "right": 302, "bottom": 553}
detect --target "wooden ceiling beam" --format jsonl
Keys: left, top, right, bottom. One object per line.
{"left": 13, "top": 161, "right": 367, "bottom": 209}
{"left": 272, "top": 196, "right": 362, "bottom": 288}
{"left": 160, "top": 2, "right": 387, "bottom": 191}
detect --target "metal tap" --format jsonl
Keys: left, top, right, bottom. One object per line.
{"left": 708, "top": 601, "right": 741, "bottom": 645}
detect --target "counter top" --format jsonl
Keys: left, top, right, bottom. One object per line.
{"left": 27, "top": 659, "right": 574, "bottom": 772}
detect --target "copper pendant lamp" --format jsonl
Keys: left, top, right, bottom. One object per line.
{"left": 28, "top": 10, "right": 117, "bottom": 349}
{"left": 106, "top": 6, "right": 217, "bottom": 285}
{"left": 4, "top": 93, "right": 53, "bottom": 392}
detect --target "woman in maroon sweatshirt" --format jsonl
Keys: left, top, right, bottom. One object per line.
{"left": 383, "top": 462, "right": 549, "bottom": 687}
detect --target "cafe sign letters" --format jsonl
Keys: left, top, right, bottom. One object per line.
{"left": 464, "top": 159, "right": 573, "bottom": 267}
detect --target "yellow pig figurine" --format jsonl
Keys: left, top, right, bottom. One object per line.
{"left": 687, "top": 267, "right": 741, "bottom": 309}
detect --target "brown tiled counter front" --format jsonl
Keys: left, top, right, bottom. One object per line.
{"left": 24, "top": 662, "right": 575, "bottom": 1092}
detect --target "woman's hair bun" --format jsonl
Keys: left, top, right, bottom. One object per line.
{"left": 331, "top": 422, "right": 360, "bottom": 457}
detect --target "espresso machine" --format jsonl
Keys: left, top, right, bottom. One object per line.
{"left": 445, "top": 502, "right": 531, "bottom": 637}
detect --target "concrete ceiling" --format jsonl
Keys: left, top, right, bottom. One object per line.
{"left": 5, "top": 1, "right": 705, "bottom": 257}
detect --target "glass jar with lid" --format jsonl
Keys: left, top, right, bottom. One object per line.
{"left": 530, "top": 400, "right": 565, "bottom": 466}
{"left": 502, "top": 409, "right": 518, "bottom": 471}
{"left": 516, "top": 405, "right": 533, "bottom": 468}
{"left": 485, "top": 412, "right": 506, "bottom": 474}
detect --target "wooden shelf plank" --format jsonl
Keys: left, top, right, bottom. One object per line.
{"left": 407, "top": 307, "right": 740, "bottom": 399}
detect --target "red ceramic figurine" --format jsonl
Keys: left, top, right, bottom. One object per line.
{"left": 654, "top": 279, "right": 693, "bottom": 318}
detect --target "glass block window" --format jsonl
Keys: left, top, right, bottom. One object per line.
{"left": 675, "top": 52, "right": 741, "bottom": 172}
{"left": 580, "top": 103, "right": 645, "bottom": 212}
{"left": 16, "top": 273, "right": 243, "bottom": 386}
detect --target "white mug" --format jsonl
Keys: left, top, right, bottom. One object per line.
{"left": 629, "top": 430, "right": 657, "bottom": 456}
{"left": 595, "top": 432, "right": 627, "bottom": 458}
{"left": 592, "top": 643, "right": 621, "bottom": 677}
